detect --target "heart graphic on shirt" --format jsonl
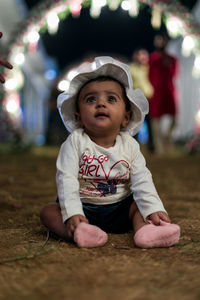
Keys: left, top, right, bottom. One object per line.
{"left": 100, "top": 160, "right": 130, "bottom": 181}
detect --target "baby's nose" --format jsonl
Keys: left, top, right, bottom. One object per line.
{"left": 96, "top": 97, "right": 106, "bottom": 107}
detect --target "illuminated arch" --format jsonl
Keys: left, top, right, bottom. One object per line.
{"left": 2, "top": 0, "right": 200, "bottom": 127}
{"left": 4, "top": 0, "right": 200, "bottom": 91}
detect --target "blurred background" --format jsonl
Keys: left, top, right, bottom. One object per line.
{"left": 0, "top": 0, "right": 200, "bottom": 153}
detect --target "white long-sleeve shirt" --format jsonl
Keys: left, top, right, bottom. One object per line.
{"left": 56, "top": 128, "right": 166, "bottom": 223}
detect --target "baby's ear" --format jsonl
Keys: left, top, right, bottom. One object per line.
{"left": 121, "top": 110, "right": 132, "bottom": 128}
{"left": 75, "top": 112, "right": 83, "bottom": 127}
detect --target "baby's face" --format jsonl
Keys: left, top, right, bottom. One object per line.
{"left": 75, "top": 80, "right": 131, "bottom": 139}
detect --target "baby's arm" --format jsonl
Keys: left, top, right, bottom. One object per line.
{"left": 130, "top": 139, "right": 168, "bottom": 221}
{"left": 56, "top": 135, "right": 85, "bottom": 224}
{"left": 147, "top": 211, "right": 170, "bottom": 225}
{"left": 65, "top": 214, "right": 88, "bottom": 239}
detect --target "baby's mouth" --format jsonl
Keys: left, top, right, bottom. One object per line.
{"left": 95, "top": 112, "right": 109, "bottom": 118}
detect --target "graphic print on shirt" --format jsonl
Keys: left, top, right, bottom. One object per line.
{"left": 79, "top": 152, "right": 130, "bottom": 197}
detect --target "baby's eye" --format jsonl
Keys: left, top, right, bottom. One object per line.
{"left": 107, "top": 96, "right": 117, "bottom": 102}
{"left": 86, "top": 96, "right": 96, "bottom": 103}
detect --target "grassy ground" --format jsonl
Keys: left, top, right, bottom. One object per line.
{"left": 0, "top": 146, "right": 200, "bottom": 300}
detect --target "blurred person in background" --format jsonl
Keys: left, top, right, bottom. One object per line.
{"left": 149, "top": 34, "right": 179, "bottom": 154}
{"left": 130, "top": 47, "right": 155, "bottom": 152}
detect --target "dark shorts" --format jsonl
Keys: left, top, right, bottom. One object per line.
{"left": 57, "top": 194, "right": 134, "bottom": 234}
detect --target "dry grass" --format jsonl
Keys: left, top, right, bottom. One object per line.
{"left": 0, "top": 146, "right": 200, "bottom": 300}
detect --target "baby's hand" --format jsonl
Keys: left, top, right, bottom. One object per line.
{"left": 147, "top": 211, "right": 170, "bottom": 225}
{"left": 65, "top": 214, "right": 89, "bottom": 239}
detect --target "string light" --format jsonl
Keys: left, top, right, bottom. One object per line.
{"left": 194, "top": 55, "right": 200, "bottom": 69}
{"left": 166, "top": 16, "right": 183, "bottom": 38}
{"left": 14, "top": 53, "right": 25, "bottom": 66}
{"left": 4, "top": 69, "right": 24, "bottom": 92}
{"left": 57, "top": 80, "right": 70, "bottom": 91}
{"left": 182, "top": 35, "right": 196, "bottom": 57}
{"left": 27, "top": 30, "right": 40, "bottom": 44}
{"left": 69, "top": 0, "right": 84, "bottom": 16}
{"left": 5, "top": 98, "right": 19, "bottom": 114}
{"left": 90, "top": 0, "right": 106, "bottom": 18}
{"left": 151, "top": 7, "right": 161, "bottom": 29}
{"left": 45, "top": 69, "right": 57, "bottom": 80}
{"left": 108, "top": 0, "right": 121, "bottom": 10}
{"left": 121, "top": 1, "right": 131, "bottom": 11}
{"left": 47, "top": 12, "right": 60, "bottom": 34}
{"left": 128, "top": 0, "right": 139, "bottom": 17}
{"left": 5, "top": 78, "right": 18, "bottom": 91}
{"left": 3, "top": 93, "right": 21, "bottom": 119}
{"left": 192, "top": 54, "right": 200, "bottom": 78}
{"left": 195, "top": 105, "right": 200, "bottom": 129}
{"left": 9, "top": 45, "right": 26, "bottom": 66}
{"left": 196, "top": 109, "right": 200, "bottom": 122}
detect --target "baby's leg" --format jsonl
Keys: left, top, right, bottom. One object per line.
{"left": 129, "top": 203, "right": 180, "bottom": 248}
{"left": 40, "top": 203, "right": 71, "bottom": 241}
{"left": 40, "top": 203, "right": 108, "bottom": 247}
{"left": 129, "top": 202, "right": 146, "bottom": 233}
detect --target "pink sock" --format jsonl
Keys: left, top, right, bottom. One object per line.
{"left": 74, "top": 222, "right": 108, "bottom": 248}
{"left": 134, "top": 220, "right": 180, "bottom": 248}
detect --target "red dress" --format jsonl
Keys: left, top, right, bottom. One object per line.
{"left": 149, "top": 51, "right": 178, "bottom": 118}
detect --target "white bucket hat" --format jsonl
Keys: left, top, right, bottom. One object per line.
{"left": 57, "top": 56, "right": 149, "bottom": 136}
